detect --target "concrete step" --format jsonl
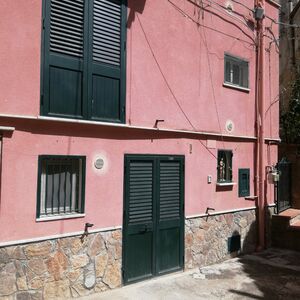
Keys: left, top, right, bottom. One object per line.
{"left": 272, "top": 209, "right": 300, "bottom": 227}
{"left": 271, "top": 209, "right": 300, "bottom": 251}
{"left": 289, "top": 220, "right": 300, "bottom": 231}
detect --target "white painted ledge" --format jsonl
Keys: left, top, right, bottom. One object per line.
{"left": 223, "top": 82, "right": 250, "bottom": 93}
{"left": 0, "top": 113, "right": 281, "bottom": 143}
{"left": 186, "top": 206, "right": 257, "bottom": 219}
{"left": 0, "top": 126, "right": 15, "bottom": 131}
{"left": 36, "top": 213, "right": 85, "bottom": 222}
{"left": 216, "top": 182, "right": 237, "bottom": 186}
{"left": 0, "top": 225, "right": 122, "bottom": 248}
{"left": 245, "top": 196, "right": 258, "bottom": 201}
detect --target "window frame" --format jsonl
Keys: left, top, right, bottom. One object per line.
{"left": 36, "top": 155, "right": 86, "bottom": 220}
{"left": 224, "top": 53, "right": 249, "bottom": 89}
{"left": 238, "top": 168, "right": 250, "bottom": 197}
{"left": 40, "top": 0, "right": 127, "bottom": 124}
{"left": 217, "top": 149, "right": 233, "bottom": 183}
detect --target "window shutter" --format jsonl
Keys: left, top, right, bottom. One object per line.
{"left": 128, "top": 161, "right": 153, "bottom": 225}
{"left": 238, "top": 168, "right": 250, "bottom": 197}
{"left": 159, "top": 162, "right": 181, "bottom": 221}
{"left": 43, "top": 0, "right": 87, "bottom": 118}
{"left": 90, "top": 0, "right": 126, "bottom": 122}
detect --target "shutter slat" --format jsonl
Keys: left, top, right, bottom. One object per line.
{"left": 128, "top": 161, "right": 153, "bottom": 225}
{"left": 93, "top": 0, "right": 122, "bottom": 66}
{"left": 50, "top": 0, "right": 84, "bottom": 58}
{"left": 159, "top": 162, "right": 181, "bottom": 221}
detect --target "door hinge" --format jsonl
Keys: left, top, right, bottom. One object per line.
{"left": 124, "top": 41, "right": 126, "bottom": 51}
{"left": 42, "top": 18, "right": 45, "bottom": 29}
{"left": 122, "top": 268, "right": 125, "bottom": 279}
{"left": 41, "top": 94, "right": 44, "bottom": 106}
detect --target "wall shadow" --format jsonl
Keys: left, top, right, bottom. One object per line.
{"left": 222, "top": 219, "right": 300, "bottom": 299}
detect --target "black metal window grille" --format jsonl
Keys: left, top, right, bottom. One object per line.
{"left": 217, "top": 150, "right": 233, "bottom": 183}
{"left": 37, "top": 156, "right": 85, "bottom": 218}
{"left": 224, "top": 54, "right": 249, "bottom": 88}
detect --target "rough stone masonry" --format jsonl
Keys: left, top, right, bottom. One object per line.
{"left": 0, "top": 209, "right": 256, "bottom": 299}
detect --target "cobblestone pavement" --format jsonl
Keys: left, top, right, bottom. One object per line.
{"left": 81, "top": 248, "right": 300, "bottom": 300}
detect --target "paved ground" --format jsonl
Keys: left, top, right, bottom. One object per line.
{"left": 81, "top": 248, "right": 300, "bottom": 300}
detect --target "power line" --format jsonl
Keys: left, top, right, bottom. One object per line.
{"left": 136, "top": 14, "right": 218, "bottom": 160}
{"left": 168, "top": 0, "right": 255, "bottom": 45}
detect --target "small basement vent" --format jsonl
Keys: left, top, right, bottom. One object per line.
{"left": 228, "top": 234, "right": 241, "bottom": 253}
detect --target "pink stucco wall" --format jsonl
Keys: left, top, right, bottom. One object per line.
{"left": 0, "top": 0, "right": 279, "bottom": 243}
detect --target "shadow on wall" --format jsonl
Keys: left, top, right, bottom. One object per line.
{"left": 127, "top": 0, "right": 146, "bottom": 29}
{"left": 225, "top": 214, "right": 300, "bottom": 299}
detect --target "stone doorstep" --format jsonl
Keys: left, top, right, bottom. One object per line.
{"left": 289, "top": 220, "right": 300, "bottom": 231}
{"left": 274, "top": 209, "right": 300, "bottom": 227}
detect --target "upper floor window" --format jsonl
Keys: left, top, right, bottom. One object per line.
{"left": 224, "top": 54, "right": 249, "bottom": 89}
{"left": 41, "top": 0, "right": 127, "bottom": 123}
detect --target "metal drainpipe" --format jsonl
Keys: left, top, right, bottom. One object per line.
{"left": 256, "top": 0, "right": 266, "bottom": 251}
{"left": 0, "top": 135, "right": 2, "bottom": 206}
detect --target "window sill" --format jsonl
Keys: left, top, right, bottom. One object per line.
{"left": 223, "top": 82, "right": 250, "bottom": 93}
{"left": 36, "top": 213, "right": 85, "bottom": 222}
{"left": 245, "top": 196, "right": 258, "bottom": 201}
{"left": 216, "top": 182, "right": 237, "bottom": 186}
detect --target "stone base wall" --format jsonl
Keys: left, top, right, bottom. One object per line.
{"left": 0, "top": 209, "right": 257, "bottom": 299}
{"left": 185, "top": 209, "right": 257, "bottom": 269}
{"left": 0, "top": 230, "right": 122, "bottom": 299}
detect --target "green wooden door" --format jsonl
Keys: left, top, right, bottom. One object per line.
{"left": 123, "top": 155, "right": 184, "bottom": 284}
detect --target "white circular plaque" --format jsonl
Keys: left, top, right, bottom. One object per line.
{"left": 94, "top": 158, "right": 104, "bottom": 169}
{"left": 225, "top": 120, "right": 235, "bottom": 133}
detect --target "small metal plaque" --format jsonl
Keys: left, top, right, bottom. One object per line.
{"left": 94, "top": 158, "right": 104, "bottom": 169}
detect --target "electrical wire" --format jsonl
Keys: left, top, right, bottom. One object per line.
{"left": 136, "top": 14, "right": 218, "bottom": 160}
{"left": 168, "top": 0, "right": 255, "bottom": 46}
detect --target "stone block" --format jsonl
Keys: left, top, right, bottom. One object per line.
{"left": 24, "top": 242, "right": 52, "bottom": 259}
{"left": 95, "top": 253, "right": 108, "bottom": 278}
{"left": 44, "top": 279, "right": 71, "bottom": 299}
{"left": 0, "top": 274, "right": 16, "bottom": 296}
{"left": 46, "top": 251, "right": 68, "bottom": 281}
{"left": 88, "top": 235, "right": 104, "bottom": 257}
{"left": 16, "top": 276, "right": 28, "bottom": 291}
{"left": 71, "top": 254, "right": 89, "bottom": 269}
{"left": 28, "top": 258, "right": 47, "bottom": 275}
{"left": 103, "top": 263, "right": 121, "bottom": 289}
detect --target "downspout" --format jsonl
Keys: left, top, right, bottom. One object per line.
{"left": 0, "top": 135, "right": 2, "bottom": 208}
{"left": 255, "top": 0, "right": 265, "bottom": 251}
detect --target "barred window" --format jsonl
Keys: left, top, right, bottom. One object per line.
{"left": 37, "top": 156, "right": 86, "bottom": 218}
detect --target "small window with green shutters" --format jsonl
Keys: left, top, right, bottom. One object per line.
{"left": 217, "top": 150, "right": 233, "bottom": 183}
{"left": 224, "top": 54, "right": 249, "bottom": 88}
{"left": 238, "top": 168, "right": 250, "bottom": 197}
{"left": 37, "top": 156, "right": 86, "bottom": 219}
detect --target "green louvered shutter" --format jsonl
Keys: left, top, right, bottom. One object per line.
{"left": 89, "top": 0, "right": 126, "bottom": 122}
{"left": 156, "top": 158, "right": 184, "bottom": 275}
{"left": 42, "top": 0, "right": 88, "bottom": 118}
{"left": 123, "top": 157, "right": 155, "bottom": 284}
{"left": 42, "top": 0, "right": 126, "bottom": 122}
{"left": 238, "top": 168, "right": 250, "bottom": 197}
